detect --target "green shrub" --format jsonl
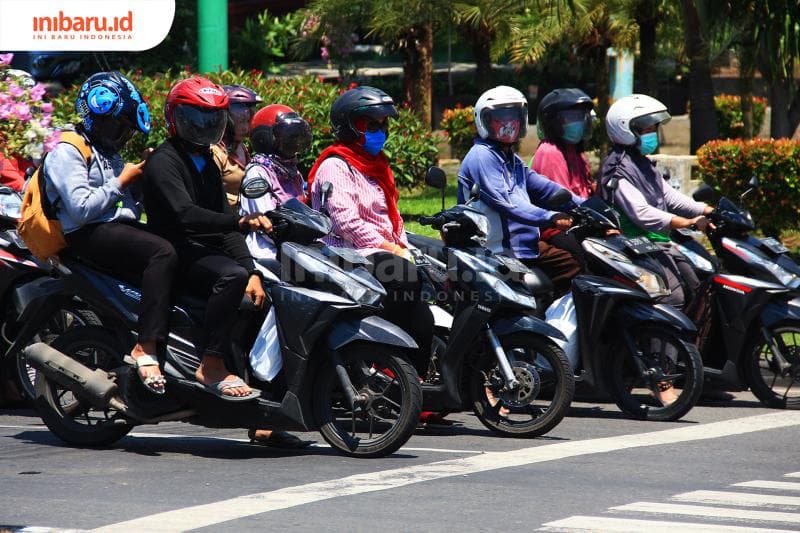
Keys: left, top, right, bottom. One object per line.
{"left": 714, "top": 94, "right": 767, "bottom": 139}
{"left": 230, "top": 10, "right": 305, "bottom": 74}
{"left": 439, "top": 105, "right": 476, "bottom": 159}
{"left": 51, "top": 72, "right": 438, "bottom": 187}
{"left": 697, "top": 139, "right": 800, "bottom": 236}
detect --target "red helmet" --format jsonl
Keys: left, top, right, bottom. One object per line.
{"left": 165, "top": 76, "right": 229, "bottom": 147}
{"left": 250, "top": 104, "right": 312, "bottom": 158}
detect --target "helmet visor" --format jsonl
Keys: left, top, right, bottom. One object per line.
{"left": 229, "top": 103, "right": 254, "bottom": 140}
{"left": 481, "top": 104, "right": 527, "bottom": 143}
{"left": 353, "top": 103, "right": 399, "bottom": 122}
{"left": 273, "top": 116, "right": 313, "bottom": 158}
{"left": 173, "top": 104, "right": 227, "bottom": 147}
{"left": 91, "top": 115, "right": 136, "bottom": 152}
{"left": 630, "top": 110, "right": 671, "bottom": 135}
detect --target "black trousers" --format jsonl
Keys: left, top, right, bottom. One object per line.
{"left": 175, "top": 243, "right": 249, "bottom": 359}
{"left": 653, "top": 244, "right": 701, "bottom": 310}
{"left": 368, "top": 252, "right": 433, "bottom": 376}
{"left": 65, "top": 221, "right": 177, "bottom": 344}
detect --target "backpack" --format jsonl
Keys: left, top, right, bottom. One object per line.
{"left": 18, "top": 132, "right": 92, "bottom": 261}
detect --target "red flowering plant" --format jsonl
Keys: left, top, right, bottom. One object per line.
{"left": 439, "top": 105, "right": 476, "bottom": 160}
{"left": 697, "top": 139, "right": 800, "bottom": 236}
{"left": 0, "top": 53, "right": 63, "bottom": 163}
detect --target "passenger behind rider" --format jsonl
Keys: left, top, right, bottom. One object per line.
{"left": 240, "top": 104, "right": 312, "bottom": 270}
{"left": 44, "top": 71, "right": 176, "bottom": 395}
{"left": 458, "top": 86, "right": 583, "bottom": 296}
{"left": 142, "top": 76, "right": 269, "bottom": 401}
{"left": 597, "top": 94, "right": 713, "bottom": 309}
{"left": 211, "top": 85, "right": 262, "bottom": 207}
{"left": 306, "top": 86, "right": 434, "bottom": 378}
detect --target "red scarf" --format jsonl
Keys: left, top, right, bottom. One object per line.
{"left": 306, "top": 142, "right": 402, "bottom": 234}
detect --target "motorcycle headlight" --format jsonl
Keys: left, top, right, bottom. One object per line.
{"left": 723, "top": 238, "right": 799, "bottom": 288}
{"left": 477, "top": 272, "right": 536, "bottom": 310}
{"left": 675, "top": 243, "right": 714, "bottom": 273}
{"left": 616, "top": 261, "right": 671, "bottom": 298}
{"left": 582, "top": 238, "right": 632, "bottom": 264}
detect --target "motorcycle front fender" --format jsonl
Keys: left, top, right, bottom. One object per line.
{"left": 760, "top": 296, "right": 800, "bottom": 328}
{"left": 490, "top": 314, "right": 567, "bottom": 342}
{"left": 327, "top": 315, "right": 418, "bottom": 351}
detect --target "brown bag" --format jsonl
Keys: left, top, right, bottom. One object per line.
{"left": 18, "top": 132, "right": 92, "bottom": 261}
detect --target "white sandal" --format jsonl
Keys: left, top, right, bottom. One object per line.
{"left": 131, "top": 354, "right": 166, "bottom": 395}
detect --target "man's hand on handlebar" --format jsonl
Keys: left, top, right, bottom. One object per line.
{"left": 239, "top": 213, "right": 273, "bottom": 233}
{"left": 550, "top": 213, "right": 573, "bottom": 231}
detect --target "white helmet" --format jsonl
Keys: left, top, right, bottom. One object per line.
{"left": 605, "top": 94, "right": 671, "bottom": 146}
{"left": 474, "top": 85, "right": 528, "bottom": 143}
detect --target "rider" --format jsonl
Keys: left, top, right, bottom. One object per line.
{"left": 44, "top": 71, "right": 176, "bottom": 395}
{"left": 241, "top": 104, "right": 312, "bottom": 266}
{"left": 306, "top": 86, "right": 433, "bottom": 378}
{"left": 532, "top": 88, "right": 595, "bottom": 199}
{"left": 458, "top": 85, "right": 583, "bottom": 295}
{"left": 598, "top": 94, "right": 713, "bottom": 309}
{"left": 142, "top": 76, "right": 270, "bottom": 401}
{"left": 212, "top": 84, "right": 262, "bottom": 207}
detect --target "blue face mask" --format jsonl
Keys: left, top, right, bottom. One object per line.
{"left": 561, "top": 121, "right": 585, "bottom": 144}
{"left": 638, "top": 132, "right": 659, "bottom": 155}
{"left": 362, "top": 130, "right": 387, "bottom": 155}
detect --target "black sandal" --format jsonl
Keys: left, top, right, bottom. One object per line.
{"left": 247, "top": 429, "right": 314, "bottom": 449}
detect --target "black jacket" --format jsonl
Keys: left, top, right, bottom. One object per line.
{"left": 143, "top": 138, "right": 255, "bottom": 272}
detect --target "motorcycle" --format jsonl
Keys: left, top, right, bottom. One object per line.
{"left": 409, "top": 168, "right": 575, "bottom": 437}
{"left": 410, "top": 174, "right": 703, "bottom": 421}
{"left": 15, "top": 180, "right": 422, "bottom": 458}
{"left": 666, "top": 179, "right": 800, "bottom": 408}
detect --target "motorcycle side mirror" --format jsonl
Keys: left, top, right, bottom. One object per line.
{"left": 546, "top": 188, "right": 573, "bottom": 210}
{"left": 748, "top": 175, "right": 760, "bottom": 189}
{"left": 320, "top": 182, "right": 334, "bottom": 209}
{"left": 24, "top": 166, "right": 35, "bottom": 179}
{"left": 662, "top": 168, "right": 671, "bottom": 182}
{"left": 425, "top": 166, "right": 447, "bottom": 211}
{"left": 605, "top": 177, "right": 619, "bottom": 192}
{"left": 692, "top": 183, "right": 715, "bottom": 203}
{"left": 469, "top": 182, "right": 480, "bottom": 201}
{"left": 240, "top": 177, "right": 272, "bottom": 199}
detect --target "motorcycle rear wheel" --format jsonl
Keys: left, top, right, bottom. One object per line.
{"left": 470, "top": 332, "right": 575, "bottom": 437}
{"left": 607, "top": 325, "right": 703, "bottom": 421}
{"left": 313, "top": 344, "right": 422, "bottom": 458}
{"left": 744, "top": 321, "right": 800, "bottom": 409}
{"left": 34, "top": 326, "right": 132, "bottom": 447}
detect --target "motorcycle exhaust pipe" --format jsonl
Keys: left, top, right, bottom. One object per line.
{"left": 23, "top": 342, "right": 119, "bottom": 409}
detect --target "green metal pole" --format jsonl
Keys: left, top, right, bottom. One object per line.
{"left": 197, "top": 0, "right": 228, "bottom": 73}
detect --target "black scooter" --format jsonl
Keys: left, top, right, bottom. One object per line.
{"left": 410, "top": 169, "right": 574, "bottom": 437}
{"left": 667, "top": 180, "right": 800, "bottom": 408}
{"left": 15, "top": 181, "right": 422, "bottom": 458}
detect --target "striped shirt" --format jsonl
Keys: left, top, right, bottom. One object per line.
{"left": 310, "top": 157, "right": 407, "bottom": 255}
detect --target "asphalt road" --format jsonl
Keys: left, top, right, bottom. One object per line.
{"left": 1, "top": 392, "right": 799, "bottom": 532}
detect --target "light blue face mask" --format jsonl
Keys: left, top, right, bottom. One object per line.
{"left": 561, "top": 121, "right": 585, "bottom": 144}
{"left": 362, "top": 130, "right": 387, "bottom": 155}
{"left": 638, "top": 131, "right": 659, "bottom": 155}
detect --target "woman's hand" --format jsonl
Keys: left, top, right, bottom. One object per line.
{"left": 239, "top": 213, "right": 273, "bottom": 233}
{"left": 118, "top": 161, "right": 145, "bottom": 187}
{"left": 690, "top": 215, "right": 715, "bottom": 233}
{"left": 245, "top": 274, "right": 266, "bottom": 308}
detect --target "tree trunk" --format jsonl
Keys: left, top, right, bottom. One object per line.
{"left": 768, "top": 78, "right": 794, "bottom": 138}
{"left": 739, "top": 43, "right": 756, "bottom": 139}
{"left": 593, "top": 44, "right": 611, "bottom": 153}
{"left": 637, "top": 10, "right": 658, "bottom": 96}
{"left": 681, "top": 0, "right": 719, "bottom": 153}
{"left": 400, "top": 24, "right": 433, "bottom": 128}
{"left": 471, "top": 30, "right": 493, "bottom": 94}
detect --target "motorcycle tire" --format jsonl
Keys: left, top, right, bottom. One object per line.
{"left": 16, "top": 307, "right": 101, "bottom": 401}
{"left": 313, "top": 343, "right": 422, "bottom": 458}
{"left": 607, "top": 325, "right": 703, "bottom": 421}
{"left": 470, "top": 332, "right": 574, "bottom": 437}
{"left": 34, "top": 326, "right": 132, "bottom": 447}
{"left": 743, "top": 321, "right": 800, "bottom": 409}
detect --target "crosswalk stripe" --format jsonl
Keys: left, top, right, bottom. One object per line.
{"left": 734, "top": 480, "right": 800, "bottom": 492}
{"left": 538, "top": 515, "right": 796, "bottom": 532}
{"left": 610, "top": 501, "right": 800, "bottom": 525}
{"left": 786, "top": 472, "right": 800, "bottom": 478}
{"left": 673, "top": 490, "right": 800, "bottom": 509}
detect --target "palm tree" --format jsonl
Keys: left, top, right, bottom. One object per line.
{"left": 680, "top": 0, "right": 718, "bottom": 152}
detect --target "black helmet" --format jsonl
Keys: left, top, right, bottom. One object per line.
{"left": 330, "top": 86, "right": 398, "bottom": 143}
{"left": 75, "top": 71, "right": 150, "bottom": 152}
{"left": 537, "top": 88, "right": 593, "bottom": 143}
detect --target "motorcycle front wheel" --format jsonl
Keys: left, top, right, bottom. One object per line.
{"left": 313, "top": 344, "right": 422, "bottom": 458}
{"left": 34, "top": 326, "right": 132, "bottom": 447}
{"left": 470, "top": 332, "right": 575, "bottom": 437}
{"left": 744, "top": 321, "right": 800, "bottom": 409}
{"left": 607, "top": 325, "right": 703, "bottom": 421}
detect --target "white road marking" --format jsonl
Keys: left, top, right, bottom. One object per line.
{"left": 786, "top": 472, "right": 800, "bottom": 478}
{"left": 734, "top": 480, "right": 800, "bottom": 492}
{"left": 673, "top": 490, "right": 800, "bottom": 509}
{"left": 91, "top": 411, "right": 800, "bottom": 532}
{"left": 538, "top": 515, "right": 795, "bottom": 532}
{"left": 0, "top": 424, "right": 481, "bottom": 455}
{"left": 610, "top": 501, "right": 800, "bottom": 525}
